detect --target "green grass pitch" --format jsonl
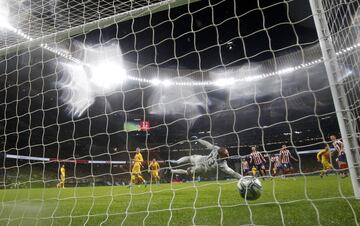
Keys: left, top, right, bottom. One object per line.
{"left": 0, "top": 175, "right": 359, "bottom": 226}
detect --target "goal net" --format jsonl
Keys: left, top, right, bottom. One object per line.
{"left": 0, "top": 0, "right": 359, "bottom": 225}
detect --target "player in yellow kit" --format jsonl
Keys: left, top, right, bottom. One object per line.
{"left": 129, "top": 147, "right": 146, "bottom": 187}
{"left": 251, "top": 166, "right": 257, "bottom": 177}
{"left": 317, "top": 144, "right": 333, "bottom": 178}
{"left": 148, "top": 158, "right": 160, "bottom": 184}
{"left": 57, "top": 165, "right": 65, "bottom": 188}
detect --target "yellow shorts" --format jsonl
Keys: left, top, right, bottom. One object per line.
{"left": 132, "top": 163, "right": 141, "bottom": 175}
{"left": 60, "top": 175, "right": 65, "bottom": 183}
{"left": 151, "top": 171, "right": 159, "bottom": 178}
{"left": 322, "top": 161, "right": 332, "bottom": 170}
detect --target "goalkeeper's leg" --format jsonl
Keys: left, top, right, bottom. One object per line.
{"left": 170, "top": 167, "right": 199, "bottom": 181}
{"left": 170, "top": 169, "right": 189, "bottom": 175}
{"left": 170, "top": 166, "right": 197, "bottom": 176}
{"left": 167, "top": 156, "right": 191, "bottom": 165}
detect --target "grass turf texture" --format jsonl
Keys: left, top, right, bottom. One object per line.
{"left": 0, "top": 175, "right": 359, "bottom": 226}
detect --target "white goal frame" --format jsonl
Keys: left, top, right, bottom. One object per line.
{"left": 310, "top": 0, "right": 360, "bottom": 199}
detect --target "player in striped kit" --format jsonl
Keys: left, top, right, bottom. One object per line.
{"left": 167, "top": 138, "right": 242, "bottom": 179}
{"left": 279, "top": 145, "right": 298, "bottom": 175}
{"left": 330, "top": 135, "right": 348, "bottom": 178}
{"left": 249, "top": 146, "right": 267, "bottom": 179}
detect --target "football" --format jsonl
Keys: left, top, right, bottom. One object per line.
{"left": 237, "top": 176, "right": 262, "bottom": 200}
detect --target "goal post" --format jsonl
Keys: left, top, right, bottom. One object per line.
{"left": 309, "top": 0, "right": 360, "bottom": 199}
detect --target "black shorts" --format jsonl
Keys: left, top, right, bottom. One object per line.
{"left": 254, "top": 164, "right": 265, "bottom": 170}
{"left": 282, "top": 162, "right": 293, "bottom": 169}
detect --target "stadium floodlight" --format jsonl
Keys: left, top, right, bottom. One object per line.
{"left": 89, "top": 62, "right": 127, "bottom": 91}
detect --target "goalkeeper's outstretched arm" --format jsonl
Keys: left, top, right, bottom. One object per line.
{"left": 220, "top": 165, "right": 242, "bottom": 179}
{"left": 197, "top": 138, "right": 219, "bottom": 150}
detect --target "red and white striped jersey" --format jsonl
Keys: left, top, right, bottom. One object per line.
{"left": 280, "top": 149, "right": 291, "bottom": 164}
{"left": 250, "top": 151, "right": 265, "bottom": 165}
{"left": 333, "top": 139, "right": 345, "bottom": 155}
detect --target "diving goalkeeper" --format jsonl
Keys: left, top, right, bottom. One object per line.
{"left": 167, "top": 138, "right": 242, "bottom": 179}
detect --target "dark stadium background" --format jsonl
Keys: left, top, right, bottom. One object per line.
{"left": 1, "top": 0, "right": 353, "bottom": 184}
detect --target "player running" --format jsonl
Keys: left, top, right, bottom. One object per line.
{"left": 317, "top": 144, "right": 333, "bottom": 178}
{"left": 249, "top": 146, "right": 267, "bottom": 179}
{"left": 279, "top": 145, "right": 298, "bottom": 176}
{"left": 167, "top": 138, "right": 242, "bottom": 179}
{"left": 57, "top": 165, "right": 65, "bottom": 189}
{"left": 129, "top": 147, "right": 147, "bottom": 187}
{"left": 148, "top": 158, "right": 161, "bottom": 184}
{"left": 330, "top": 135, "right": 348, "bottom": 178}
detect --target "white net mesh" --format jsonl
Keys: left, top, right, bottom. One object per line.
{"left": 0, "top": 0, "right": 359, "bottom": 225}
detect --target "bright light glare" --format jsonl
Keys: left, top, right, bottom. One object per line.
{"left": 58, "top": 43, "right": 128, "bottom": 116}
{"left": 90, "top": 62, "right": 127, "bottom": 90}
{"left": 215, "top": 78, "right": 235, "bottom": 87}
{"left": 162, "top": 79, "right": 173, "bottom": 87}
{"left": 59, "top": 64, "right": 94, "bottom": 116}
{"left": 0, "top": 17, "right": 11, "bottom": 29}
{"left": 277, "top": 67, "right": 295, "bottom": 75}
{"left": 244, "top": 75, "right": 262, "bottom": 82}
{"left": 0, "top": 2, "right": 11, "bottom": 29}
{"left": 150, "top": 78, "right": 161, "bottom": 86}
{"left": 345, "top": 69, "right": 352, "bottom": 77}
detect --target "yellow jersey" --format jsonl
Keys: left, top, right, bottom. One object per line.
{"left": 60, "top": 167, "right": 65, "bottom": 177}
{"left": 134, "top": 153, "right": 144, "bottom": 165}
{"left": 252, "top": 166, "right": 257, "bottom": 176}
{"left": 317, "top": 148, "right": 330, "bottom": 163}
{"left": 149, "top": 161, "right": 160, "bottom": 171}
